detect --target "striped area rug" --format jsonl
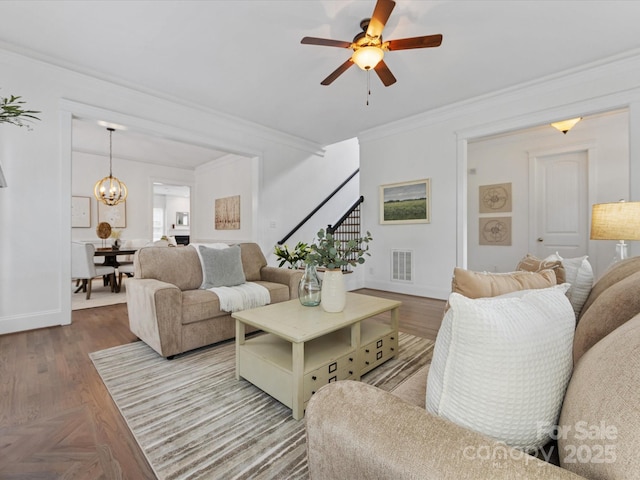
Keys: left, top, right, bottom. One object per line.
{"left": 90, "top": 332, "right": 434, "bottom": 480}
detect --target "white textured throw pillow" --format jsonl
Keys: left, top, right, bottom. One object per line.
{"left": 426, "top": 285, "right": 575, "bottom": 451}
{"left": 545, "top": 253, "right": 593, "bottom": 317}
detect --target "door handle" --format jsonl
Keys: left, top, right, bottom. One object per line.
{"left": 537, "top": 238, "right": 544, "bottom": 242}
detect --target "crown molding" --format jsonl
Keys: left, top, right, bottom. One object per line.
{"left": 358, "top": 48, "right": 640, "bottom": 144}
{"left": 1, "top": 42, "right": 325, "bottom": 157}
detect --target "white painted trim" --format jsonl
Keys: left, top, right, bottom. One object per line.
{"left": 456, "top": 97, "right": 637, "bottom": 278}
{"left": 251, "top": 156, "right": 261, "bottom": 243}
{"left": 456, "top": 136, "right": 468, "bottom": 268}
{"left": 60, "top": 98, "right": 266, "bottom": 159}
{"left": 59, "top": 109, "right": 73, "bottom": 326}
{"left": 360, "top": 50, "right": 640, "bottom": 143}
{"left": 0, "top": 42, "right": 325, "bottom": 157}
{"left": 0, "top": 310, "right": 65, "bottom": 335}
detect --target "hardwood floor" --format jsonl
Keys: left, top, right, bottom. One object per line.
{"left": 0, "top": 291, "right": 445, "bottom": 479}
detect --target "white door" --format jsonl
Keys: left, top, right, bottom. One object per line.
{"left": 530, "top": 150, "right": 589, "bottom": 259}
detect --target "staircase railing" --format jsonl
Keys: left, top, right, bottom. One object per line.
{"left": 277, "top": 169, "right": 359, "bottom": 245}
{"left": 327, "top": 195, "right": 365, "bottom": 272}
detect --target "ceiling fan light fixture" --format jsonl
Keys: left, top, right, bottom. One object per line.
{"left": 352, "top": 45, "right": 384, "bottom": 70}
{"left": 551, "top": 117, "right": 582, "bottom": 134}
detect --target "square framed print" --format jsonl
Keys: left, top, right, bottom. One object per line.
{"left": 71, "top": 196, "right": 91, "bottom": 227}
{"left": 479, "top": 216, "right": 512, "bottom": 246}
{"left": 98, "top": 201, "right": 126, "bottom": 228}
{"left": 380, "top": 178, "right": 430, "bottom": 225}
{"left": 479, "top": 182, "right": 512, "bottom": 213}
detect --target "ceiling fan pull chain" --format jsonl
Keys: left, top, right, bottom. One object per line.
{"left": 366, "top": 70, "right": 371, "bottom": 106}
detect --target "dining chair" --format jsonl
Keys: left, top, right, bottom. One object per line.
{"left": 117, "top": 262, "right": 135, "bottom": 291}
{"left": 71, "top": 241, "right": 116, "bottom": 299}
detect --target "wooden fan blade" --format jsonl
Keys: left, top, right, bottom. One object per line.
{"left": 366, "top": 0, "right": 396, "bottom": 39}
{"left": 387, "top": 34, "right": 443, "bottom": 51}
{"left": 374, "top": 59, "right": 397, "bottom": 87}
{"left": 301, "top": 37, "right": 352, "bottom": 48}
{"left": 321, "top": 58, "right": 355, "bottom": 85}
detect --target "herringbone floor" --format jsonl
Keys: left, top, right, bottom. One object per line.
{"left": 0, "top": 289, "right": 445, "bottom": 479}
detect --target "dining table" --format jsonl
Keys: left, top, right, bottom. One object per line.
{"left": 94, "top": 247, "right": 138, "bottom": 268}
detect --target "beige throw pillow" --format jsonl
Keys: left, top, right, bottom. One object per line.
{"left": 451, "top": 268, "right": 557, "bottom": 299}
{"left": 516, "top": 253, "right": 566, "bottom": 284}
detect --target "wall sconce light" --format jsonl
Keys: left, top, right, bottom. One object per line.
{"left": 551, "top": 117, "right": 582, "bottom": 134}
{"left": 590, "top": 200, "right": 640, "bottom": 264}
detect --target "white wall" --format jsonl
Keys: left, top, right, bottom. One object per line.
{"left": 193, "top": 153, "right": 255, "bottom": 244}
{"left": 0, "top": 47, "right": 327, "bottom": 335}
{"left": 4, "top": 43, "right": 640, "bottom": 334}
{"left": 359, "top": 53, "right": 640, "bottom": 300}
{"left": 467, "top": 110, "right": 629, "bottom": 278}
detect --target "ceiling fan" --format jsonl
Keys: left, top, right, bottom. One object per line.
{"left": 301, "top": 0, "right": 443, "bottom": 87}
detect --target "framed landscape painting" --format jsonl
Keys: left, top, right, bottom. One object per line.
{"left": 380, "top": 178, "right": 431, "bottom": 225}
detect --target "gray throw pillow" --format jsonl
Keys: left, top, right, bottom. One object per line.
{"left": 199, "top": 245, "right": 246, "bottom": 288}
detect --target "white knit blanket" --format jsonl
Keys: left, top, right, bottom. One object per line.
{"left": 207, "top": 282, "right": 271, "bottom": 312}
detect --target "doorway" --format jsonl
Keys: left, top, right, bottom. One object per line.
{"left": 153, "top": 183, "right": 191, "bottom": 242}
{"left": 465, "top": 109, "right": 629, "bottom": 276}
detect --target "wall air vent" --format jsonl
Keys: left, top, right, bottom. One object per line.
{"left": 391, "top": 249, "right": 413, "bottom": 283}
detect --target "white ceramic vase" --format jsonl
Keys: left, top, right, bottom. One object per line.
{"left": 321, "top": 269, "right": 346, "bottom": 313}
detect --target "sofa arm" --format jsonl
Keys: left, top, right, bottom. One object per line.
{"left": 306, "top": 381, "right": 583, "bottom": 480}
{"left": 126, "top": 278, "right": 183, "bottom": 358}
{"left": 260, "top": 266, "right": 303, "bottom": 299}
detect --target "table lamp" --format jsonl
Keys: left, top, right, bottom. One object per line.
{"left": 590, "top": 200, "right": 640, "bottom": 263}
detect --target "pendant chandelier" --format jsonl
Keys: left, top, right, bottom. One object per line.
{"left": 94, "top": 127, "right": 127, "bottom": 206}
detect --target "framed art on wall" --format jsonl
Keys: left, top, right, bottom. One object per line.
{"left": 71, "top": 196, "right": 91, "bottom": 227}
{"left": 98, "top": 201, "right": 126, "bottom": 228}
{"left": 479, "top": 182, "right": 512, "bottom": 213}
{"left": 479, "top": 216, "right": 512, "bottom": 246}
{"left": 380, "top": 178, "right": 431, "bottom": 225}
{"left": 215, "top": 195, "right": 240, "bottom": 230}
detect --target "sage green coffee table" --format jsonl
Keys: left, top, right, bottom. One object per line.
{"left": 232, "top": 292, "right": 401, "bottom": 420}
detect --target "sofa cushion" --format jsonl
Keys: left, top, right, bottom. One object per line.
{"left": 135, "top": 246, "right": 203, "bottom": 291}
{"left": 199, "top": 245, "right": 246, "bottom": 288}
{"left": 545, "top": 253, "right": 593, "bottom": 317}
{"left": 516, "top": 253, "right": 566, "bottom": 284}
{"left": 426, "top": 285, "right": 575, "bottom": 451}
{"left": 181, "top": 290, "right": 228, "bottom": 325}
{"left": 253, "top": 281, "right": 290, "bottom": 304}
{"left": 572, "top": 270, "right": 640, "bottom": 363}
{"left": 239, "top": 243, "right": 268, "bottom": 281}
{"left": 451, "top": 267, "right": 557, "bottom": 299}
{"left": 579, "top": 256, "right": 640, "bottom": 321}
{"left": 559, "top": 313, "right": 640, "bottom": 478}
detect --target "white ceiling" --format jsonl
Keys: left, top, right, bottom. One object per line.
{"left": 72, "top": 118, "right": 230, "bottom": 169}
{"left": 3, "top": 1, "right": 640, "bottom": 166}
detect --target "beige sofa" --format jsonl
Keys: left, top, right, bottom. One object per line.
{"left": 306, "top": 257, "right": 640, "bottom": 479}
{"left": 126, "top": 243, "right": 302, "bottom": 358}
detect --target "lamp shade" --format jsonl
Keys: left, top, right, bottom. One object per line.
{"left": 352, "top": 46, "right": 384, "bottom": 70}
{"left": 590, "top": 201, "right": 640, "bottom": 240}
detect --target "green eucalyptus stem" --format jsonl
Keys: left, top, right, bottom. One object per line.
{"left": 1, "top": 94, "right": 41, "bottom": 130}
{"left": 307, "top": 228, "right": 373, "bottom": 270}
